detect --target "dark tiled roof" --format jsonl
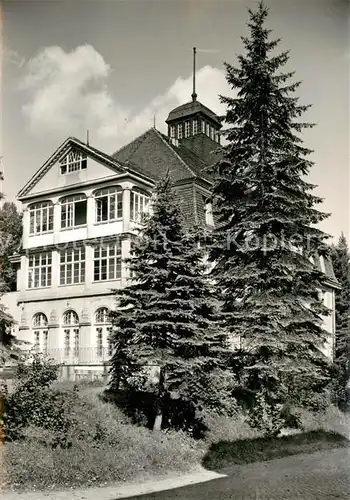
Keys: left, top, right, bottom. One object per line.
{"left": 112, "top": 128, "right": 213, "bottom": 185}
{"left": 166, "top": 100, "right": 221, "bottom": 127}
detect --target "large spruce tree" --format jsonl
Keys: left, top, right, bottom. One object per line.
{"left": 209, "top": 2, "right": 331, "bottom": 423}
{"left": 330, "top": 234, "right": 350, "bottom": 405}
{"left": 109, "top": 175, "right": 231, "bottom": 427}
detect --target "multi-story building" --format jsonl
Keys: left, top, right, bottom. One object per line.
{"left": 3, "top": 94, "right": 340, "bottom": 379}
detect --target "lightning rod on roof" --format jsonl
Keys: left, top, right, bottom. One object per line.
{"left": 86, "top": 129, "right": 90, "bottom": 146}
{"left": 192, "top": 47, "right": 197, "bottom": 102}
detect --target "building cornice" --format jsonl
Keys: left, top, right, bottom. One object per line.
{"left": 17, "top": 170, "right": 155, "bottom": 203}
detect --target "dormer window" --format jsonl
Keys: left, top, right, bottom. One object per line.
{"left": 170, "top": 125, "right": 176, "bottom": 138}
{"left": 60, "top": 150, "right": 87, "bottom": 174}
{"left": 184, "top": 121, "right": 191, "bottom": 138}
{"left": 193, "top": 120, "right": 198, "bottom": 135}
{"left": 201, "top": 121, "right": 206, "bottom": 133}
{"left": 206, "top": 122, "right": 210, "bottom": 136}
{"left": 177, "top": 124, "right": 183, "bottom": 140}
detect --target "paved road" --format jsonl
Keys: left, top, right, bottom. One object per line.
{"left": 123, "top": 448, "right": 349, "bottom": 499}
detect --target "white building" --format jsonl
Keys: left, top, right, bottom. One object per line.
{"left": 2, "top": 96, "right": 340, "bottom": 379}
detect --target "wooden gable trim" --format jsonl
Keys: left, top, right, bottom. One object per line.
{"left": 17, "top": 138, "right": 126, "bottom": 199}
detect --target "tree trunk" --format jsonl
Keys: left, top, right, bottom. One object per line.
{"left": 153, "top": 367, "right": 165, "bottom": 432}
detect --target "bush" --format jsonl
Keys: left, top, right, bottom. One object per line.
{"left": 299, "top": 405, "right": 350, "bottom": 438}
{"left": 247, "top": 390, "right": 284, "bottom": 437}
{"left": 203, "top": 412, "right": 259, "bottom": 444}
{"left": 3, "top": 394, "right": 202, "bottom": 491}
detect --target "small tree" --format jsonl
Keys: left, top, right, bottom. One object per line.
{"left": 209, "top": 1, "right": 331, "bottom": 434}
{"left": 109, "top": 175, "right": 232, "bottom": 430}
{"left": 0, "top": 202, "right": 22, "bottom": 291}
{"left": 330, "top": 234, "right": 350, "bottom": 406}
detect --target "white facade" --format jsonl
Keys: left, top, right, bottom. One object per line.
{"left": 9, "top": 138, "right": 153, "bottom": 379}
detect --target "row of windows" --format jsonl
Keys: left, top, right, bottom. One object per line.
{"left": 29, "top": 188, "right": 149, "bottom": 235}
{"left": 28, "top": 243, "right": 121, "bottom": 288}
{"left": 170, "top": 120, "right": 220, "bottom": 142}
{"left": 33, "top": 309, "right": 110, "bottom": 327}
{"left": 34, "top": 328, "right": 113, "bottom": 358}
{"left": 33, "top": 309, "right": 113, "bottom": 357}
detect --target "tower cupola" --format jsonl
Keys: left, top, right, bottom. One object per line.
{"left": 165, "top": 48, "right": 222, "bottom": 147}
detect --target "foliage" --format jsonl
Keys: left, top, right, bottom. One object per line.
{"left": 2, "top": 393, "right": 202, "bottom": 491}
{"left": 0, "top": 202, "right": 22, "bottom": 366}
{"left": 3, "top": 354, "right": 64, "bottom": 441}
{"left": 109, "top": 174, "right": 232, "bottom": 427}
{"left": 0, "top": 201, "right": 23, "bottom": 291}
{"left": 208, "top": 1, "right": 331, "bottom": 429}
{"left": 330, "top": 234, "right": 350, "bottom": 407}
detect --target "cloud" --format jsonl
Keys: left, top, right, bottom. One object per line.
{"left": 3, "top": 47, "right": 25, "bottom": 68}
{"left": 19, "top": 44, "right": 230, "bottom": 152}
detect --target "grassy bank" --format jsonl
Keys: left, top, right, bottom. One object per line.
{"left": 2, "top": 378, "right": 349, "bottom": 492}
{"left": 202, "top": 430, "right": 350, "bottom": 470}
{"left": 2, "top": 391, "right": 202, "bottom": 492}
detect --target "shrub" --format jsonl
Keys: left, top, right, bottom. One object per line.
{"left": 247, "top": 390, "right": 284, "bottom": 437}
{"left": 3, "top": 394, "right": 202, "bottom": 491}
{"left": 299, "top": 405, "right": 350, "bottom": 438}
{"left": 203, "top": 412, "right": 260, "bottom": 444}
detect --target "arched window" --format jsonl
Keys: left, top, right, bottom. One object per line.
{"left": 60, "top": 150, "right": 87, "bottom": 174}
{"left": 60, "top": 194, "right": 87, "bottom": 228}
{"left": 130, "top": 188, "right": 150, "bottom": 222}
{"left": 33, "top": 312, "right": 48, "bottom": 327}
{"left": 62, "top": 310, "right": 79, "bottom": 325}
{"left": 62, "top": 310, "right": 79, "bottom": 358}
{"left": 94, "top": 307, "right": 113, "bottom": 359}
{"left": 32, "top": 313, "right": 48, "bottom": 353}
{"left": 95, "top": 307, "right": 110, "bottom": 324}
{"left": 94, "top": 187, "right": 123, "bottom": 222}
{"left": 29, "top": 201, "right": 53, "bottom": 235}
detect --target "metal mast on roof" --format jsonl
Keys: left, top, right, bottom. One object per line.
{"left": 191, "top": 47, "right": 197, "bottom": 102}
{"left": 86, "top": 129, "right": 90, "bottom": 146}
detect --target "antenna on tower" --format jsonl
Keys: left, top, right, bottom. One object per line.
{"left": 86, "top": 129, "right": 90, "bottom": 146}
{"left": 191, "top": 47, "right": 197, "bottom": 102}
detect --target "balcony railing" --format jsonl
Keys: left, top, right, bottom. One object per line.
{"left": 27, "top": 347, "right": 114, "bottom": 365}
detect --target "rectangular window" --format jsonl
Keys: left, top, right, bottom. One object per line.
{"left": 184, "top": 121, "right": 190, "bottom": 138}
{"left": 74, "top": 329, "right": 79, "bottom": 357}
{"left": 206, "top": 122, "right": 210, "bottom": 136}
{"left": 64, "top": 329, "right": 70, "bottom": 356}
{"left": 43, "top": 330, "right": 48, "bottom": 354}
{"left": 28, "top": 252, "right": 52, "bottom": 288}
{"left": 60, "top": 247, "right": 85, "bottom": 285}
{"left": 201, "top": 121, "right": 206, "bottom": 133}
{"left": 95, "top": 189, "right": 122, "bottom": 222}
{"left": 130, "top": 191, "right": 149, "bottom": 222}
{"left": 96, "top": 327, "right": 103, "bottom": 357}
{"left": 193, "top": 120, "right": 198, "bottom": 135}
{"left": 177, "top": 124, "right": 183, "bottom": 139}
{"left": 170, "top": 125, "right": 176, "bottom": 138}
{"left": 107, "top": 327, "right": 113, "bottom": 357}
{"left": 61, "top": 195, "right": 87, "bottom": 229}
{"left": 93, "top": 242, "right": 122, "bottom": 282}
{"left": 29, "top": 203, "right": 54, "bottom": 235}
{"left": 210, "top": 126, "right": 214, "bottom": 140}
{"left": 34, "top": 331, "right": 40, "bottom": 352}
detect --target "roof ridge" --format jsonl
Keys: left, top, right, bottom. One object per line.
{"left": 111, "top": 128, "right": 152, "bottom": 158}
{"left": 154, "top": 129, "right": 197, "bottom": 179}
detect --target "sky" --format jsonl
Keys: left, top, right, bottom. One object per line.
{"left": 1, "top": 0, "right": 349, "bottom": 240}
